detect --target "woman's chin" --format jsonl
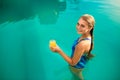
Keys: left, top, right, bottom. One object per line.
{"left": 77, "top": 31, "right": 82, "bottom": 34}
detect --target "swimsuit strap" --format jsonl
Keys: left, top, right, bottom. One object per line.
{"left": 78, "top": 38, "right": 91, "bottom": 43}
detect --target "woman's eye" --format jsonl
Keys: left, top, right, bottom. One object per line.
{"left": 81, "top": 24, "right": 85, "bottom": 28}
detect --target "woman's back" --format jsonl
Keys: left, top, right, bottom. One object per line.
{"left": 71, "top": 37, "right": 91, "bottom": 68}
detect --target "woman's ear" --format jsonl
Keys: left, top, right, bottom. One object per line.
{"left": 87, "top": 27, "right": 92, "bottom": 33}
{"left": 89, "top": 27, "right": 93, "bottom": 31}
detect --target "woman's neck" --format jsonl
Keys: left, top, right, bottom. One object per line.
{"left": 81, "top": 33, "right": 91, "bottom": 39}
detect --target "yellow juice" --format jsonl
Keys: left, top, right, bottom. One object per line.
{"left": 49, "top": 40, "right": 56, "bottom": 47}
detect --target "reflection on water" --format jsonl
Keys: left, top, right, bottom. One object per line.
{"left": 0, "top": 0, "right": 120, "bottom": 24}
{"left": 0, "top": 0, "right": 66, "bottom": 24}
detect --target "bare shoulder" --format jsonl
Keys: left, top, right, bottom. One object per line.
{"left": 76, "top": 40, "right": 91, "bottom": 49}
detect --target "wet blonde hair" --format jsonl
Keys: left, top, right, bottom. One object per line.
{"left": 81, "top": 14, "right": 95, "bottom": 59}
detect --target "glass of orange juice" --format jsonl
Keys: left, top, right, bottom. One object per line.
{"left": 49, "top": 40, "right": 56, "bottom": 47}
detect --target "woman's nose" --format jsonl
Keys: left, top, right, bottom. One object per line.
{"left": 77, "top": 25, "right": 81, "bottom": 29}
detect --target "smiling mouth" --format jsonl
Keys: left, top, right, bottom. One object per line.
{"left": 77, "top": 28, "right": 82, "bottom": 32}
{"left": 78, "top": 30, "right": 82, "bottom": 32}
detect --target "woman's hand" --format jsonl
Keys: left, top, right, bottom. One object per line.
{"left": 49, "top": 44, "right": 62, "bottom": 53}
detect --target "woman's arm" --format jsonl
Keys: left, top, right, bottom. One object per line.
{"left": 50, "top": 41, "right": 88, "bottom": 66}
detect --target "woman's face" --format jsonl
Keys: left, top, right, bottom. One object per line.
{"left": 76, "top": 18, "right": 91, "bottom": 34}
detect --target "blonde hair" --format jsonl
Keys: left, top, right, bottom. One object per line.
{"left": 81, "top": 14, "right": 95, "bottom": 28}
{"left": 81, "top": 14, "right": 95, "bottom": 59}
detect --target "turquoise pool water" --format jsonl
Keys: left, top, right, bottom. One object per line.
{"left": 0, "top": 0, "right": 120, "bottom": 80}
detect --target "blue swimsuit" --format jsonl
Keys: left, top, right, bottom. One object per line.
{"left": 71, "top": 37, "right": 91, "bottom": 68}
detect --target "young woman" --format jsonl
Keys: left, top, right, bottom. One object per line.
{"left": 49, "top": 14, "right": 95, "bottom": 80}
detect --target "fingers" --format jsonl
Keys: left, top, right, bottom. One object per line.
{"left": 49, "top": 46, "right": 56, "bottom": 52}
{"left": 49, "top": 44, "right": 61, "bottom": 53}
